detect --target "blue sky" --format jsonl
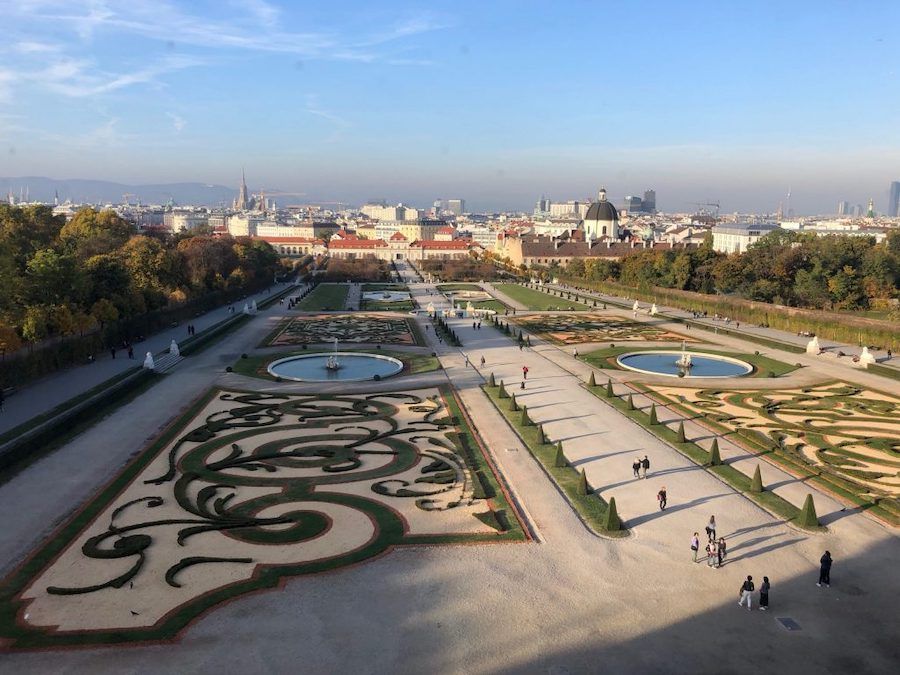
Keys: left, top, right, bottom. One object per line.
{"left": 1, "top": 0, "right": 898, "bottom": 213}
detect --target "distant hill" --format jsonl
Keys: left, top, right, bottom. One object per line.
{"left": 0, "top": 176, "right": 237, "bottom": 207}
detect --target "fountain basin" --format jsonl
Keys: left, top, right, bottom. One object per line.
{"left": 362, "top": 291, "right": 411, "bottom": 303}
{"left": 267, "top": 352, "right": 404, "bottom": 382}
{"left": 616, "top": 351, "right": 753, "bottom": 378}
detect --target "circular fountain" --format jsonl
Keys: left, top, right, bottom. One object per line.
{"left": 362, "top": 290, "right": 411, "bottom": 303}
{"left": 267, "top": 353, "right": 403, "bottom": 382}
{"left": 616, "top": 350, "right": 753, "bottom": 378}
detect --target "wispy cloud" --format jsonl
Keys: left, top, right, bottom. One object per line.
{"left": 166, "top": 112, "right": 186, "bottom": 132}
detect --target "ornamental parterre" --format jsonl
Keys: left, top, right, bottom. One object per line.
{"left": 268, "top": 314, "right": 419, "bottom": 346}
{"left": 0, "top": 386, "right": 522, "bottom": 649}
{"left": 513, "top": 313, "right": 699, "bottom": 345}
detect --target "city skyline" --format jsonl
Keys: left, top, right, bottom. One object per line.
{"left": 1, "top": 1, "right": 899, "bottom": 213}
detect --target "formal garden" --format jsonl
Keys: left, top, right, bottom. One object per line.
{"left": 0, "top": 385, "right": 525, "bottom": 648}
{"left": 582, "top": 345, "right": 799, "bottom": 379}
{"left": 493, "top": 283, "right": 589, "bottom": 311}
{"left": 513, "top": 313, "right": 698, "bottom": 344}
{"left": 266, "top": 314, "right": 423, "bottom": 346}
{"left": 360, "top": 283, "right": 414, "bottom": 311}
{"left": 645, "top": 380, "right": 900, "bottom": 524}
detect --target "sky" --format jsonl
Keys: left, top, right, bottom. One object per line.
{"left": 0, "top": 0, "right": 898, "bottom": 214}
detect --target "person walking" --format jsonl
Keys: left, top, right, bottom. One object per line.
{"left": 127, "top": 344, "right": 134, "bottom": 359}
{"left": 110, "top": 347, "right": 116, "bottom": 359}
{"left": 818, "top": 551, "right": 832, "bottom": 587}
{"left": 657, "top": 486, "right": 667, "bottom": 511}
{"left": 573, "top": 347, "right": 579, "bottom": 359}
{"left": 632, "top": 458, "right": 641, "bottom": 479}
{"left": 480, "top": 355, "right": 485, "bottom": 367}
{"left": 640, "top": 455, "right": 650, "bottom": 479}
{"left": 759, "top": 576, "right": 770, "bottom": 610}
{"left": 705, "top": 515, "right": 717, "bottom": 542}
{"left": 690, "top": 532, "right": 700, "bottom": 562}
{"left": 717, "top": 537, "right": 727, "bottom": 567}
{"left": 464, "top": 355, "right": 470, "bottom": 368}
{"left": 706, "top": 541, "right": 717, "bottom": 567}
{"left": 738, "top": 576, "right": 755, "bottom": 610}
{"left": 522, "top": 366, "right": 529, "bottom": 380}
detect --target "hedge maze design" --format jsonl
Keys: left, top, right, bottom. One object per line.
{"left": 514, "top": 313, "right": 698, "bottom": 345}
{"left": 269, "top": 314, "right": 419, "bottom": 346}
{"left": 0, "top": 387, "right": 520, "bottom": 648}
{"left": 653, "top": 381, "right": 900, "bottom": 499}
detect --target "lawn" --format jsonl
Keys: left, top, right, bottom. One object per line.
{"left": 437, "top": 283, "right": 483, "bottom": 292}
{"left": 362, "top": 283, "right": 410, "bottom": 292}
{"left": 582, "top": 346, "right": 800, "bottom": 378}
{"left": 494, "top": 283, "right": 589, "bottom": 311}
{"left": 296, "top": 284, "right": 349, "bottom": 311}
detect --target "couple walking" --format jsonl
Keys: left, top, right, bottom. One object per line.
{"left": 631, "top": 455, "right": 650, "bottom": 479}
{"left": 738, "top": 575, "right": 771, "bottom": 610}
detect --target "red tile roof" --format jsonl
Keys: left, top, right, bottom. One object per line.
{"left": 328, "top": 238, "right": 388, "bottom": 249}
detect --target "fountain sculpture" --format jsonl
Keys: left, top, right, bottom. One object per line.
{"left": 325, "top": 338, "right": 341, "bottom": 371}
{"left": 676, "top": 342, "right": 693, "bottom": 371}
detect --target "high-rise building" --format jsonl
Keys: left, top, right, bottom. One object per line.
{"left": 446, "top": 199, "right": 465, "bottom": 215}
{"left": 855, "top": 204, "right": 864, "bottom": 217}
{"left": 837, "top": 200, "right": 850, "bottom": 216}
{"left": 623, "top": 195, "right": 642, "bottom": 213}
{"left": 888, "top": 181, "right": 900, "bottom": 217}
{"left": 642, "top": 189, "right": 656, "bottom": 213}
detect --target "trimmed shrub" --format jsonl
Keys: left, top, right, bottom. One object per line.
{"left": 627, "top": 394, "right": 635, "bottom": 410}
{"left": 536, "top": 424, "right": 546, "bottom": 444}
{"left": 520, "top": 405, "right": 532, "bottom": 426}
{"left": 649, "top": 404, "right": 659, "bottom": 425}
{"left": 709, "top": 438, "right": 722, "bottom": 466}
{"left": 603, "top": 497, "right": 621, "bottom": 531}
{"left": 577, "top": 468, "right": 589, "bottom": 495}
{"left": 797, "top": 493, "right": 819, "bottom": 528}
{"left": 554, "top": 442, "right": 566, "bottom": 467}
{"left": 606, "top": 379, "right": 614, "bottom": 398}
{"left": 498, "top": 381, "right": 508, "bottom": 399}
{"left": 489, "top": 372, "right": 496, "bottom": 387}
{"left": 750, "top": 464, "right": 763, "bottom": 493}
{"left": 676, "top": 421, "right": 686, "bottom": 443}
{"left": 510, "top": 393, "right": 519, "bottom": 411}
{"left": 588, "top": 371, "right": 596, "bottom": 387}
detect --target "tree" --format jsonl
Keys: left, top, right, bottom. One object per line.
{"left": 797, "top": 494, "right": 819, "bottom": 528}
{"left": 21, "top": 306, "right": 49, "bottom": 343}
{"left": 0, "top": 322, "right": 22, "bottom": 353}
{"left": 60, "top": 208, "right": 134, "bottom": 257}
{"left": 90, "top": 298, "right": 119, "bottom": 328}
{"left": 577, "top": 468, "right": 589, "bottom": 495}
{"left": 709, "top": 438, "right": 721, "bottom": 466}
{"left": 603, "top": 497, "right": 621, "bottom": 531}
{"left": 554, "top": 442, "right": 566, "bottom": 467}
{"left": 750, "top": 465, "right": 763, "bottom": 493}
{"left": 25, "top": 248, "right": 83, "bottom": 305}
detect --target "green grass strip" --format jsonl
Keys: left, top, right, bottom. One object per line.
{"left": 296, "top": 283, "right": 350, "bottom": 311}
{"left": 482, "top": 384, "right": 627, "bottom": 536}
{"left": 494, "top": 283, "right": 589, "bottom": 310}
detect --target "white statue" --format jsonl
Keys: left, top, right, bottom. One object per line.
{"left": 242, "top": 302, "right": 251, "bottom": 315}
{"left": 859, "top": 346, "right": 876, "bottom": 365}
{"left": 806, "top": 336, "right": 821, "bottom": 354}
{"left": 632, "top": 300, "right": 640, "bottom": 312}
{"left": 250, "top": 300, "right": 258, "bottom": 314}
{"left": 650, "top": 303, "right": 659, "bottom": 316}
{"left": 143, "top": 352, "right": 155, "bottom": 370}
{"left": 169, "top": 339, "right": 180, "bottom": 357}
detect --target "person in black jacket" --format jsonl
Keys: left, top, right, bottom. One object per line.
{"left": 759, "top": 577, "right": 770, "bottom": 610}
{"left": 818, "top": 551, "right": 832, "bottom": 587}
{"left": 738, "top": 575, "right": 755, "bottom": 610}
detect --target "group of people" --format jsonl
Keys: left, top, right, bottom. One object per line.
{"left": 738, "top": 575, "right": 771, "bottom": 610}
{"left": 631, "top": 455, "right": 651, "bottom": 479}
{"left": 471, "top": 320, "right": 483, "bottom": 330}
{"left": 186, "top": 324, "right": 197, "bottom": 337}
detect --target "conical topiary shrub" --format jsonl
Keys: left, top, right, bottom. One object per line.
{"left": 649, "top": 404, "right": 659, "bottom": 425}
{"left": 510, "top": 393, "right": 519, "bottom": 411}
{"left": 554, "top": 442, "right": 566, "bottom": 467}
{"left": 750, "top": 464, "right": 763, "bottom": 493}
{"left": 521, "top": 405, "right": 532, "bottom": 426}
{"left": 709, "top": 438, "right": 722, "bottom": 466}
{"left": 536, "top": 424, "right": 545, "bottom": 444}
{"left": 498, "top": 381, "right": 508, "bottom": 399}
{"left": 577, "top": 468, "right": 589, "bottom": 495}
{"left": 603, "top": 497, "right": 621, "bottom": 531}
{"left": 676, "top": 421, "right": 686, "bottom": 443}
{"left": 606, "top": 379, "right": 614, "bottom": 398}
{"left": 588, "top": 371, "right": 596, "bottom": 387}
{"left": 627, "top": 394, "right": 635, "bottom": 410}
{"left": 798, "top": 493, "right": 819, "bottom": 528}
{"left": 489, "top": 372, "right": 496, "bottom": 387}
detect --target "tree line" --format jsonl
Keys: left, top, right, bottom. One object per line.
{"left": 0, "top": 204, "right": 283, "bottom": 354}
{"left": 558, "top": 230, "right": 899, "bottom": 315}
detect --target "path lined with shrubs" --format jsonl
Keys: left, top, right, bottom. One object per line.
{"left": 0, "top": 283, "right": 297, "bottom": 436}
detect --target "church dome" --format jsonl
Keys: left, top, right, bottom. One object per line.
{"left": 584, "top": 187, "right": 618, "bottom": 222}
